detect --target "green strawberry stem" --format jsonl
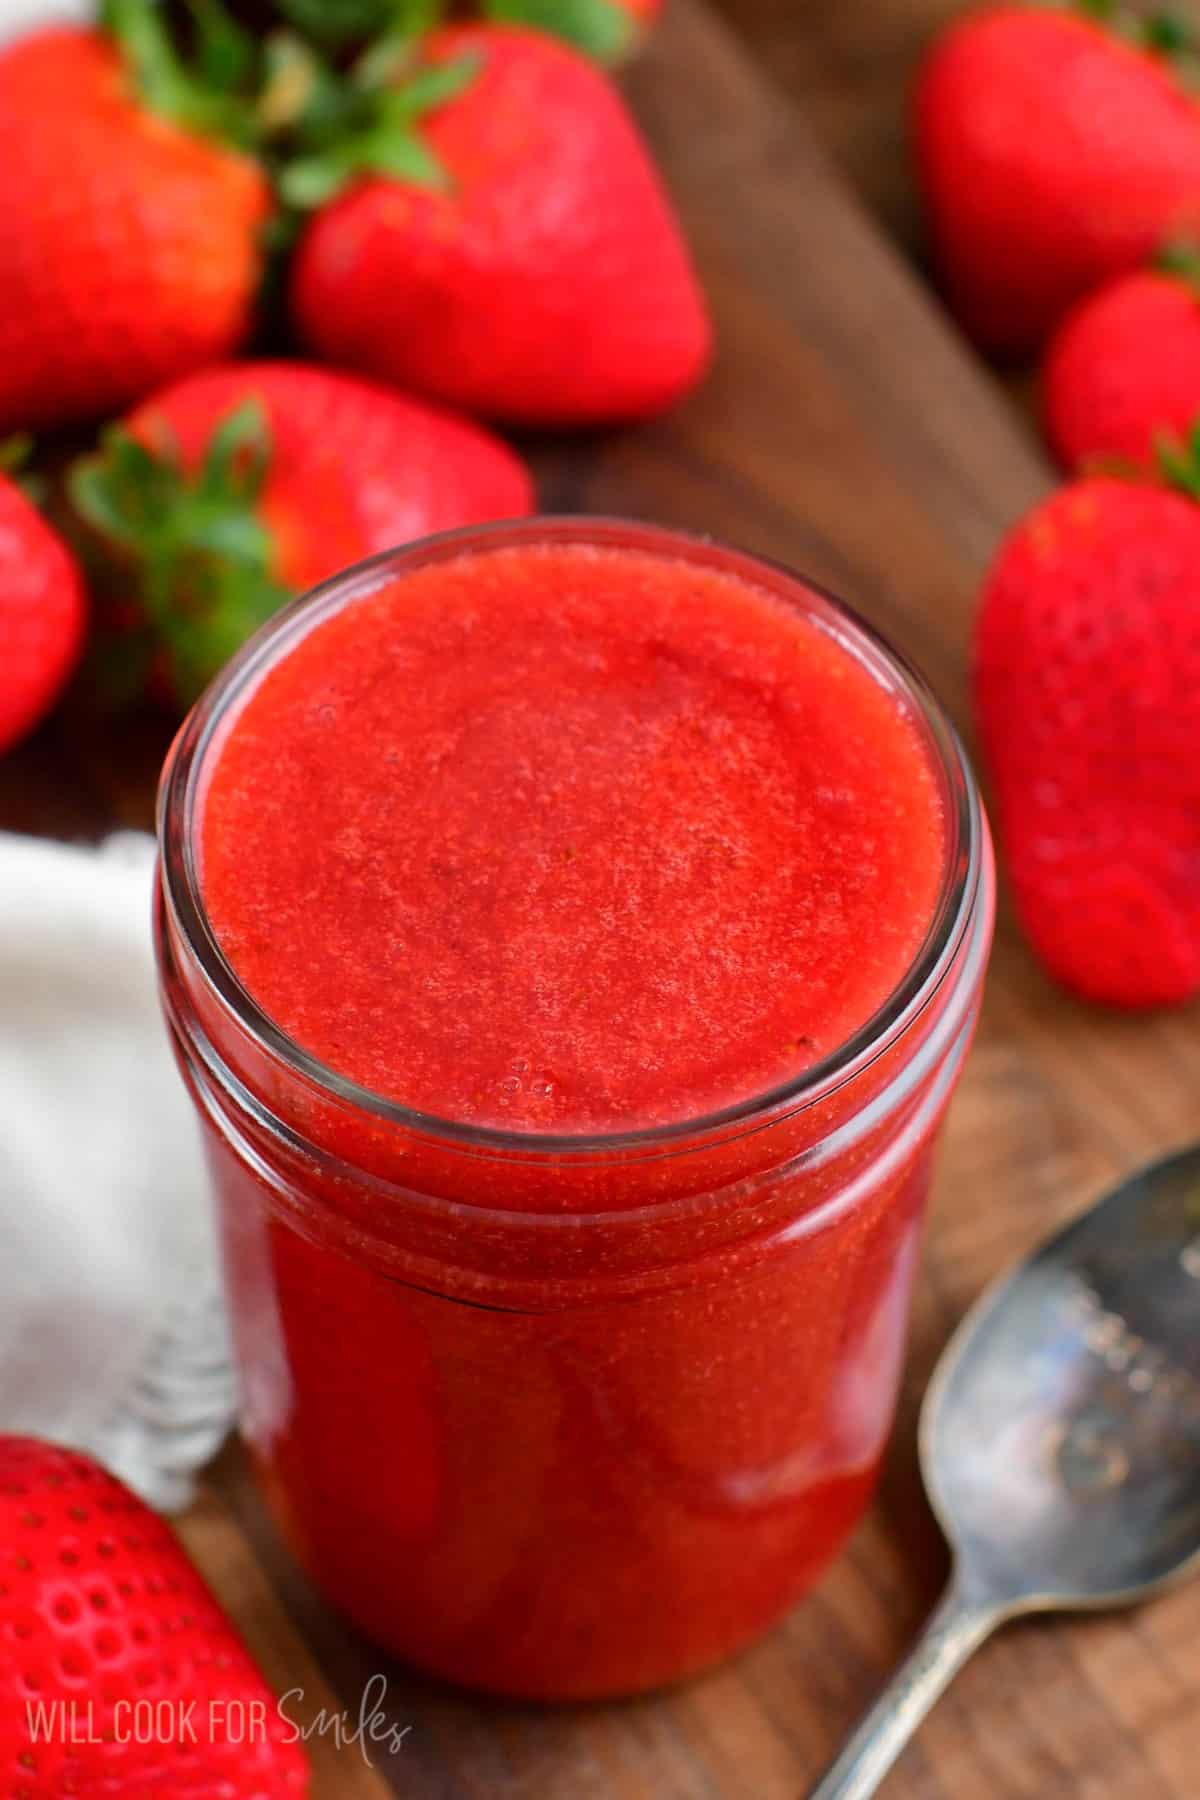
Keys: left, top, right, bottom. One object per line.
{"left": 270, "top": 0, "right": 443, "bottom": 51}
{"left": 1142, "top": 10, "right": 1192, "bottom": 54}
{"left": 101, "top": 0, "right": 265, "bottom": 149}
{"left": 267, "top": 0, "right": 642, "bottom": 65}
{"left": 265, "top": 32, "right": 479, "bottom": 209}
{"left": 1072, "top": 0, "right": 1200, "bottom": 74}
{"left": 0, "top": 434, "right": 34, "bottom": 476}
{"left": 183, "top": 0, "right": 258, "bottom": 89}
{"left": 0, "top": 434, "right": 46, "bottom": 507}
{"left": 1156, "top": 419, "right": 1200, "bottom": 502}
{"left": 100, "top": 0, "right": 481, "bottom": 207}
{"left": 1157, "top": 241, "right": 1200, "bottom": 291}
{"left": 69, "top": 402, "right": 293, "bottom": 705}
{"left": 481, "top": 0, "right": 635, "bottom": 63}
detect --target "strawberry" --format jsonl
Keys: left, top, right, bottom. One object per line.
{"left": 0, "top": 1436, "right": 308, "bottom": 1796}
{"left": 0, "top": 11, "right": 271, "bottom": 433}
{"left": 0, "top": 471, "right": 87, "bottom": 754}
{"left": 476, "top": 0, "right": 663, "bottom": 63}
{"left": 1044, "top": 260, "right": 1200, "bottom": 471}
{"left": 287, "top": 25, "right": 711, "bottom": 425}
{"left": 914, "top": 5, "right": 1200, "bottom": 358}
{"left": 69, "top": 360, "right": 534, "bottom": 707}
{"left": 974, "top": 476, "right": 1200, "bottom": 1008}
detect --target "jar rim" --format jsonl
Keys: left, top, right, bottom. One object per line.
{"left": 158, "top": 515, "right": 984, "bottom": 1158}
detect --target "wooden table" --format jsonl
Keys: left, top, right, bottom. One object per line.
{"left": 6, "top": 3, "right": 1200, "bottom": 1794}
{"left": 712, "top": 0, "right": 960, "bottom": 253}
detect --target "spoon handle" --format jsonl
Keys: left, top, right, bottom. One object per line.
{"left": 807, "top": 1575, "right": 997, "bottom": 1800}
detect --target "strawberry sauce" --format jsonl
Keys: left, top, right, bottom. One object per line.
{"left": 200, "top": 542, "right": 944, "bottom": 1133}
{"left": 160, "top": 523, "right": 991, "bottom": 1698}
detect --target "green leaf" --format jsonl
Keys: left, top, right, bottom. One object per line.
{"left": 1144, "top": 10, "right": 1193, "bottom": 54}
{"left": 272, "top": 0, "right": 394, "bottom": 43}
{"left": 186, "top": 510, "right": 276, "bottom": 563}
{"left": 261, "top": 14, "right": 473, "bottom": 207}
{"left": 200, "top": 399, "right": 272, "bottom": 504}
{"left": 183, "top": 0, "right": 256, "bottom": 89}
{"left": 352, "top": 31, "right": 416, "bottom": 90}
{"left": 271, "top": 0, "right": 442, "bottom": 50}
{"left": 258, "top": 30, "right": 343, "bottom": 136}
{"left": 482, "top": 0, "right": 633, "bottom": 62}
{"left": 164, "top": 550, "right": 292, "bottom": 704}
{"left": 0, "top": 434, "right": 32, "bottom": 477}
{"left": 277, "top": 148, "right": 359, "bottom": 208}
{"left": 102, "top": 0, "right": 197, "bottom": 119}
{"left": 1156, "top": 426, "right": 1200, "bottom": 499}
{"left": 0, "top": 435, "right": 46, "bottom": 507}
{"left": 101, "top": 0, "right": 261, "bottom": 147}
{"left": 69, "top": 403, "right": 297, "bottom": 708}
{"left": 377, "top": 53, "right": 480, "bottom": 118}
{"left": 72, "top": 431, "right": 172, "bottom": 545}
{"left": 1157, "top": 239, "right": 1200, "bottom": 288}
{"left": 70, "top": 465, "right": 119, "bottom": 541}
{"left": 358, "top": 129, "right": 449, "bottom": 185}
{"left": 279, "top": 124, "right": 448, "bottom": 205}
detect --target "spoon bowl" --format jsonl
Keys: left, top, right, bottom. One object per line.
{"left": 925, "top": 1141, "right": 1200, "bottom": 1611}
{"left": 810, "top": 1144, "right": 1200, "bottom": 1799}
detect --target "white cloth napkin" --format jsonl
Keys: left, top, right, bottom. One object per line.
{"left": 0, "top": 1, "right": 92, "bottom": 42}
{"left": 0, "top": 831, "right": 234, "bottom": 1511}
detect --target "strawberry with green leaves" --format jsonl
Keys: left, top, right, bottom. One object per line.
{"left": 283, "top": 24, "right": 712, "bottom": 424}
{"left": 0, "top": 465, "right": 87, "bottom": 754}
{"left": 1043, "top": 251, "right": 1200, "bottom": 471}
{"left": 975, "top": 467, "right": 1200, "bottom": 1008}
{"left": 0, "top": 3, "right": 274, "bottom": 432}
{"left": 915, "top": 2, "right": 1200, "bottom": 358}
{"left": 70, "top": 361, "right": 534, "bottom": 708}
{"left": 0, "top": 1436, "right": 308, "bottom": 1796}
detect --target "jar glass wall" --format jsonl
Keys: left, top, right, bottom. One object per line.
{"left": 156, "top": 520, "right": 994, "bottom": 1700}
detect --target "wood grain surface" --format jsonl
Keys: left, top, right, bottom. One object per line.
{"left": 4, "top": 2, "right": 1200, "bottom": 1796}
{"left": 712, "top": 0, "right": 959, "bottom": 252}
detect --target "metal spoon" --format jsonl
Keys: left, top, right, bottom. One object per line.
{"left": 809, "top": 1142, "right": 1200, "bottom": 1799}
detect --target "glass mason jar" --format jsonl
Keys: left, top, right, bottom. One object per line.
{"left": 155, "top": 519, "right": 994, "bottom": 1702}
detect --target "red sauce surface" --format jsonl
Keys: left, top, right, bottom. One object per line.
{"left": 200, "top": 542, "right": 944, "bottom": 1132}
{"left": 186, "top": 538, "right": 967, "bottom": 1697}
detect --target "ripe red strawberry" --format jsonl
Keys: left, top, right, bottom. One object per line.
{"left": 70, "top": 360, "right": 535, "bottom": 707}
{"left": 1044, "top": 265, "right": 1200, "bottom": 471}
{"left": 914, "top": 6, "right": 1200, "bottom": 358}
{"left": 0, "top": 22, "right": 271, "bottom": 433}
{"left": 0, "top": 474, "right": 87, "bottom": 754}
{"left": 289, "top": 25, "right": 711, "bottom": 425}
{"left": 0, "top": 1436, "right": 308, "bottom": 1796}
{"left": 974, "top": 477, "right": 1200, "bottom": 1007}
